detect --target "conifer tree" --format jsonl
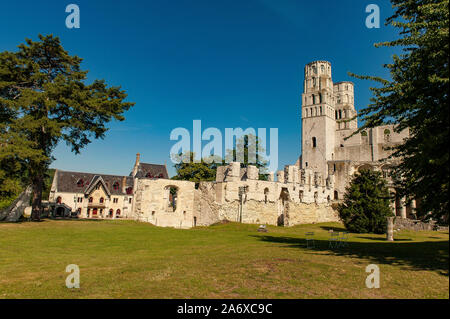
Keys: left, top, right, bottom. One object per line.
{"left": 338, "top": 169, "right": 393, "bottom": 234}
{"left": 0, "top": 35, "right": 134, "bottom": 220}
{"left": 349, "top": 0, "right": 449, "bottom": 222}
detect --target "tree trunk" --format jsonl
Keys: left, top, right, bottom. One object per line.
{"left": 31, "top": 173, "right": 44, "bottom": 221}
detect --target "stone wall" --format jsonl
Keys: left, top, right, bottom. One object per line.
{"left": 393, "top": 218, "right": 437, "bottom": 231}
{"left": 131, "top": 163, "right": 341, "bottom": 229}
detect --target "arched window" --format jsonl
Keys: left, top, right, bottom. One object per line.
{"left": 77, "top": 179, "right": 84, "bottom": 187}
{"left": 113, "top": 182, "right": 119, "bottom": 190}
{"left": 321, "top": 65, "right": 325, "bottom": 73}
{"left": 312, "top": 137, "right": 317, "bottom": 148}
{"left": 100, "top": 197, "right": 104, "bottom": 203}
{"left": 334, "top": 191, "right": 339, "bottom": 200}
{"left": 312, "top": 94, "right": 316, "bottom": 105}
{"left": 338, "top": 110, "right": 342, "bottom": 119}
{"left": 384, "top": 129, "right": 391, "bottom": 142}
{"left": 126, "top": 187, "right": 133, "bottom": 194}
{"left": 264, "top": 188, "right": 269, "bottom": 204}
{"left": 319, "top": 93, "right": 322, "bottom": 104}
{"left": 335, "top": 110, "right": 338, "bottom": 119}
{"left": 116, "top": 209, "right": 121, "bottom": 216}
{"left": 109, "top": 209, "right": 113, "bottom": 217}
{"left": 89, "top": 197, "right": 93, "bottom": 203}
{"left": 299, "top": 190, "right": 304, "bottom": 202}
{"left": 165, "top": 186, "right": 179, "bottom": 212}
{"left": 77, "top": 208, "right": 81, "bottom": 214}
{"left": 56, "top": 196, "right": 62, "bottom": 204}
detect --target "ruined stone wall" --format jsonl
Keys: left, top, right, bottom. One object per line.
{"left": 286, "top": 202, "right": 340, "bottom": 225}
{"left": 131, "top": 163, "right": 341, "bottom": 229}
{"left": 133, "top": 179, "right": 196, "bottom": 228}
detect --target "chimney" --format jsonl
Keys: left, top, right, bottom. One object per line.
{"left": 122, "top": 176, "right": 127, "bottom": 193}
{"left": 131, "top": 153, "right": 141, "bottom": 177}
{"left": 135, "top": 153, "right": 140, "bottom": 166}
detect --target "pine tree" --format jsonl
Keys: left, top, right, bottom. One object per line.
{"left": 338, "top": 169, "right": 393, "bottom": 234}
{"left": 349, "top": 0, "right": 449, "bottom": 222}
{"left": 0, "top": 35, "right": 134, "bottom": 220}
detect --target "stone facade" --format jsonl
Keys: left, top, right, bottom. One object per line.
{"left": 297, "top": 61, "right": 413, "bottom": 217}
{"left": 49, "top": 156, "right": 340, "bottom": 228}
{"left": 48, "top": 60, "right": 413, "bottom": 228}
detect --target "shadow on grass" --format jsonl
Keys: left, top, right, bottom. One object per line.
{"left": 320, "top": 225, "right": 347, "bottom": 232}
{"left": 251, "top": 235, "right": 449, "bottom": 276}
{"left": 355, "top": 236, "right": 413, "bottom": 241}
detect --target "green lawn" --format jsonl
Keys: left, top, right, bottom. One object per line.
{"left": 0, "top": 219, "right": 448, "bottom": 299}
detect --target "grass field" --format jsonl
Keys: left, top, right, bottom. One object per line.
{"left": 0, "top": 219, "right": 448, "bottom": 299}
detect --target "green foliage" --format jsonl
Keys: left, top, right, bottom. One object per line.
{"left": 172, "top": 134, "right": 270, "bottom": 183}
{"left": 349, "top": 0, "right": 449, "bottom": 222}
{"left": 338, "top": 170, "right": 393, "bottom": 234}
{"left": 225, "top": 134, "right": 269, "bottom": 180}
{"left": 171, "top": 152, "right": 219, "bottom": 184}
{"left": 0, "top": 34, "right": 134, "bottom": 218}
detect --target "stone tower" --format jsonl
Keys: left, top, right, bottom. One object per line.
{"left": 301, "top": 61, "right": 336, "bottom": 178}
{"left": 333, "top": 81, "right": 357, "bottom": 131}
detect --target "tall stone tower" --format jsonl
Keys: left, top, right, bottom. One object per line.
{"left": 301, "top": 61, "right": 336, "bottom": 178}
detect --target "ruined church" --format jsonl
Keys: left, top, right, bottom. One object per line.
{"left": 49, "top": 61, "right": 413, "bottom": 228}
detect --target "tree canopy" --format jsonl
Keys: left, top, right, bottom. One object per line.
{"left": 0, "top": 34, "right": 134, "bottom": 220}
{"left": 349, "top": 0, "right": 449, "bottom": 222}
{"left": 172, "top": 134, "right": 270, "bottom": 183}
{"left": 338, "top": 169, "right": 393, "bottom": 234}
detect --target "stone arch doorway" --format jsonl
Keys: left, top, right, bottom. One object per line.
{"left": 278, "top": 188, "right": 290, "bottom": 226}
{"left": 164, "top": 185, "right": 179, "bottom": 212}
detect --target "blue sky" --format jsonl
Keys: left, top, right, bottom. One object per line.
{"left": 0, "top": 0, "right": 400, "bottom": 177}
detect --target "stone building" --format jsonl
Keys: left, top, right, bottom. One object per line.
{"left": 49, "top": 153, "right": 340, "bottom": 228}
{"left": 297, "top": 60, "right": 413, "bottom": 218}
{"left": 48, "top": 60, "right": 413, "bottom": 228}
{"left": 48, "top": 154, "right": 169, "bottom": 219}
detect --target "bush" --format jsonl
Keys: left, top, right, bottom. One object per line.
{"left": 338, "top": 169, "right": 393, "bottom": 234}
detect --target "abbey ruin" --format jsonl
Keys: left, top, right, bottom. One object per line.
{"left": 48, "top": 61, "right": 412, "bottom": 228}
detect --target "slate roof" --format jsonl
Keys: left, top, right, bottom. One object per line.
{"left": 55, "top": 170, "right": 134, "bottom": 195}
{"left": 133, "top": 163, "right": 169, "bottom": 179}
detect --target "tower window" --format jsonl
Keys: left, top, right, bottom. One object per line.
{"left": 312, "top": 137, "right": 317, "bottom": 148}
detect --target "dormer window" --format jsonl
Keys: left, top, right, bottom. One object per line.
{"left": 145, "top": 172, "right": 153, "bottom": 178}
{"left": 77, "top": 179, "right": 84, "bottom": 187}
{"left": 113, "top": 182, "right": 119, "bottom": 190}
{"left": 126, "top": 187, "right": 133, "bottom": 194}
